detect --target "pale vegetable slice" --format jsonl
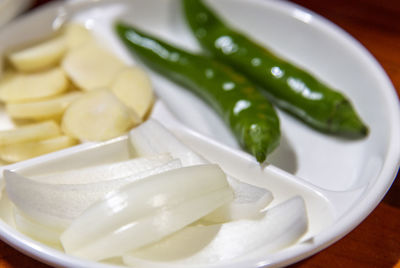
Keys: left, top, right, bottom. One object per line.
{"left": 73, "top": 189, "right": 233, "bottom": 262}
{"left": 0, "top": 67, "right": 68, "bottom": 103}
{"left": 202, "top": 176, "right": 273, "bottom": 223}
{"left": 8, "top": 35, "right": 67, "bottom": 72}
{"left": 62, "top": 41, "right": 125, "bottom": 91}
{"left": 32, "top": 153, "right": 173, "bottom": 184}
{"left": 4, "top": 159, "right": 181, "bottom": 229}
{"left": 0, "top": 192, "right": 15, "bottom": 228}
{"left": 129, "top": 119, "right": 273, "bottom": 221}
{"left": 13, "top": 208, "right": 62, "bottom": 248}
{"left": 6, "top": 91, "right": 82, "bottom": 120}
{"left": 0, "top": 120, "right": 60, "bottom": 146}
{"left": 60, "top": 164, "right": 233, "bottom": 261}
{"left": 0, "top": 135, "right": 77, "bottom": 163}
{"left": 111, "top": 67, "right": 154, "bottom": 119}
{"left": 62, "top": 89, "right": 140, "bottom": 141}
{"left": 64, "top": 23, "right": 93, "bottom": 49}
{"left": 123, "top": 196, "right": 308, "bottom": 266}
{"left": 0, "top": 70, "right": 15, "bottom": 81}
{"left": 129, "top": 119, "right": 206, "bottom": 166}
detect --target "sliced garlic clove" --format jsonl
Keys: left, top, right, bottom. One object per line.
{"left": 6, "top": 91, "right": 82, "bottom": 120}
{"left": 8, "top": 35, "right": 67, "bottom": 72}
{"left": 61, "top": 89, "right": 140, "bottom": 142}
{"left": 0, "top": 67, "right": 68, "bottom": 103}
{"left": 62, "top": 41, "right": 125, "bottom": 91}
{"left": 64, "top": 23, "right": 93, "bottom": 50}
{"left": 0, "top": 120, "right": 61, "bottom": 146}
{"left": 0, "top": 135, "right": 77, "bottom": 163}
{"left": 111, "top": 67, "right": 154, "bottom": 119}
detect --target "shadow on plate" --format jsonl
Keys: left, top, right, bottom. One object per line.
{"left": 266, "top": 132, "right": 298, "bottom": 174}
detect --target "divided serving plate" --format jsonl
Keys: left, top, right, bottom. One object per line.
{"left": 0, "top": 0, "right": 399, "bottom": 267}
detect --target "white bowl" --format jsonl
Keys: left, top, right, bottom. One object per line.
{"left": 0, "top": 0, "right": 399, "bottom": 267}
{"left": 0, "top": 0, "right": 32, "bottom": 28}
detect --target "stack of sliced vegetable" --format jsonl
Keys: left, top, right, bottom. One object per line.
{"left": 0, "top": 23, "right": 154, "bottom": 162}
{"left": 3, "top": 119, "right": 308, "bottom": 265}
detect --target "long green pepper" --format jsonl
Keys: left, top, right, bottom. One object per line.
{"left": 183, "top": 0, "right": 368, "bottom": 138}
{"left": 115, "top": 23, "right": 280, "bottom": 163}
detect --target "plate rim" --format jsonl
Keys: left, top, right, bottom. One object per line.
{"left": 0, "top": 0, "right": 398, "bottom": 267}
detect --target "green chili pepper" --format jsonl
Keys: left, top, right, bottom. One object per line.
{"left": 115, "top": 22, "right": 280, "bottom": 163}
{"left": 182, "top": 0, "right": 368, "bottom": 138}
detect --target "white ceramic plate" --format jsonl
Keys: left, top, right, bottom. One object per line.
{"left": 0, "top": 0, "right": 399, "bottom": 267}
{"left": 0, "top": 0, "right": 32, "bottom": 28}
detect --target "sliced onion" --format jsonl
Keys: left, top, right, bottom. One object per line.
{"left": 123, "top": 196, "right": 307, "bottom": 266}
{"left": 129, "top": 119, "right": 273, "bottom": 221}
{"left": 60, "top": 164, "right": 233, "bottom": 261}
{"left": 202, "top": 176, "right": 273, "bottom": 223}
{"left": 129, "top": 119, "right": 205, "bottom": 166}
{"left": 13, "top": 208, "right": 63, "bottom": 248}
{"left": 4, "top": 158, "right": 181, "bottom": 229}
{"left": 31, "top": 153, "right": 173, "bottom": 184}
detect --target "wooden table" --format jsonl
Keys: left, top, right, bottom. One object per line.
{"left": 0, "top": 0, "right": 399, "bottom": 267}
{"left": 288, "top": 0, "right": 400, "bottom": 267}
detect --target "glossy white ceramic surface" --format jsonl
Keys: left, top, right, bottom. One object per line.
{"left": 0, "top": 0, "right": 399, "bottom": 267}
{"left": 0, "top": 0, "right": 32, "bottom": 27}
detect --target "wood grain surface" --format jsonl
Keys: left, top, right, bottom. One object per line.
{"left": 287, "top": 0, "right": 400, "bottom": 267}
{"left": 0, "top": 0, "right": 399, "bottom": 267}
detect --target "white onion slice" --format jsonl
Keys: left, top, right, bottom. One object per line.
{"left": 123, "top": 196, "right": 307, "bottom": 266}
{"left": 129, "top": 119, "right": 205, "bottom": 166}
{"left": 129, "top": 119, "right": 273, "bottom": 221}
{"left": 4, "top": 159, "right": 181, "bottom": 229}
{"left": 60, "top": 164, "right": 233, "bottom": 261}
{"left": 31, "top": 153, "right": 173, "bottom": 184}
{"left": 203, "top": 176, "right": 273, "bottom": 223}
{"left": 13, "top": 208, "right": 62, "bottom": 248}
